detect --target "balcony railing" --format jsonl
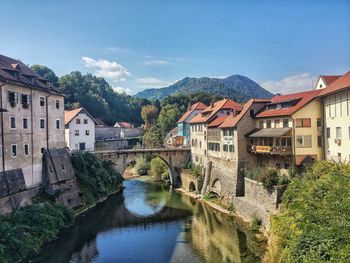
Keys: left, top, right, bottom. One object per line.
{"left": 248, "top": 145, "right": 293, "bottom": 155}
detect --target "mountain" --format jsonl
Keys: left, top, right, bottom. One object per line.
{"left": 135, "top": 75, "right": 273, "bottom": 102}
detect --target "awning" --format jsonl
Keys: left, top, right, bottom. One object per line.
{"left": 248, "top": 128, "right": 291, "bottom": 138}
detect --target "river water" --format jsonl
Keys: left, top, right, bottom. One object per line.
{"left": 31, "top": 177, "right": 266, "bottom": 263}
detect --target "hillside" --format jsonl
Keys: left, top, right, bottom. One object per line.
{"left": 135, "top": 75, "right": 273, "bottom": 102}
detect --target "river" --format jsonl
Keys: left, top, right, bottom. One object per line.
{"left": 31, "top": 177, "right": 266, "bottom": 263}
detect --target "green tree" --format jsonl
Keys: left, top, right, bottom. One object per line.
{"left": 31, "top": 64, "right": 59, "bottom": 87}
{"left": 157, "top": 104, "right": 181, "bottom": 138}
{"left": 141, "top": 104, "right": 159, "bottom": 129}
{"left": 150, "top": 157, "right": 169, "bottom": 181}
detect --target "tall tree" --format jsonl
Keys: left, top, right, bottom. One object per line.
{"left": 31, "top": 64, "right": 59, "bottom": 87}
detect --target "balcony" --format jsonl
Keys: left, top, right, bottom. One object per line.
{"left": 248, "top": 145, "right": 293, "bottom": 155}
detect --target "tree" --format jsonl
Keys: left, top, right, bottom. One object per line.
{"left": 31, "top": 64, "right": 59, "bottom": 87}
{"left": 157, "top": 104, "right": 181, "bottom": 138}
{"left": 150, "top": 157, "right": 169, "bottom": 181}
{"left": 141, "top": 105, "right": 159, "bottom": 129}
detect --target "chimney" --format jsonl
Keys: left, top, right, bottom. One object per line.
{"left": 210, "top": 101, "right": 214, "bottom": 108}
{"left": 187, "top": 102, "right": 191, "bottom": 111}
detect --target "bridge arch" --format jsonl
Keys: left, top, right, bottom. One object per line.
{"left": 210, "top": 178, "right": 222, "bottom": 197}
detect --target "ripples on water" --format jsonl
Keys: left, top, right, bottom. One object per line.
{"left": 31, "top": 177, "right": 266, "bottom": 263}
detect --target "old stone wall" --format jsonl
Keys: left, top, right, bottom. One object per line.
{"left": 95, "top": 140, "right": 129, "bottom": 151}
{"left": 180, "top": 170, "right": 203, "bottom": 194}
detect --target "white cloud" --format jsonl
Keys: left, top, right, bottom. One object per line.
{"left": 260, "top": 73, "right": 316, "bottom": 94}
{"left": 135, "top": 77, "right": 172, "bottom": 87}
{"left": 106, "top": 47, "right": 129, "bottom": 53}
{"left": 143, "top": 59, "right": 169, "bottom": 66}
{"left": 113, "top": 86, "right": 132, "bottom": 94}
{"left": 81, "top": 56, "right": 131, "bottom": 82}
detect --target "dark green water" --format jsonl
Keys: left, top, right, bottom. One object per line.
{"left": 31, "top": 178, "right": 266, "bottom": 263}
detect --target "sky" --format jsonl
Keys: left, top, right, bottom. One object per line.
{"left": 1, "top": 0, "right": 349, "bottom": 95}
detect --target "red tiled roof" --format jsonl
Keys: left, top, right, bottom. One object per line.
{"left": 114, "top": 122, "right": 133, "bottom": 128}
{"left": 321, "top": 75, "right": 342, "bottom": 86}
{"left": 318, "top": 71, "right": 350, "bottom": 97}
{"left": 255, "top": 89, "right": 321, "bottom": 118}
{"left": 208, "top": 115, "right": 229, "bottom": 127}
{"left": 177, "top": 102, "right": 207, "bottom": 123}
{"left": 188, "top": 99, "right": 242, "bottom": 124}
{"left": 219, "top": 98, "right": 271, "bottom": 128}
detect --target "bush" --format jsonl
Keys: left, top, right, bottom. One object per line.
{"left": 0, "top": 202, "right": 74, "bottom": 263}
{"left": 183, "top": 163, "right": 202, "bottom": 177}
{"left": 135, "top": 157, "right": 150, "bottom": 175}
{"left": 150, "top": 157, "right": 169, "bottom": 182}
{"left": 71, "top": 152, "right": 123, "bottom": 204}
{"left": 246, "top": 166, "right": 290, "bottom": 190}
{"left": 271, "top": 161, "right": 350, "bottom": 262}
{"left": 250, "top": 217, "right": 262, "bottom": 232}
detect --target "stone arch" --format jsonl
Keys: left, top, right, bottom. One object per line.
{"left": 210, "top": 178, "right": 222, "bottom": 196}
{"left": 189, "top": 181, "right": 196, "bottom": 193}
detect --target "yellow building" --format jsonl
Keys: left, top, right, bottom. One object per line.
{"left": 247, "top": 90, "right": 323, "bottom": 171}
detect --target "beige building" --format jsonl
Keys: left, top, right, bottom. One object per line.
{"left": 247, "top": 90, "right": 323, "bottom": 171}
{"left": 317, "top": 71, "right": 350, "bottom": 162}
{"left": 0, "top": 54, "right": 65, "bottom": 188}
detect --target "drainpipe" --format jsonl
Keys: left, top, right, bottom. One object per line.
{"left": 45, "top": 94, "right": 51, "bottom": 149}
{"left": 291, "top": 118, "right": 296, "bottom": 167}
{"left": 0, "top": 79, "right": 10, "bottom": 193}
{"left": 30, "top": 89, "right": 34, "bottom": 185}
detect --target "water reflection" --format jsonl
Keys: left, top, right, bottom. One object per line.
{"left": 31, "top": 178, "right": 265, "bottom": 263}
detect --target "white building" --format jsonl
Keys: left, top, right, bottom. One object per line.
{"left": 65, "top": 108, "right": 96, "bottom": 152}
{"left": 318, "top": 71, "right": 350, "bottom": 162}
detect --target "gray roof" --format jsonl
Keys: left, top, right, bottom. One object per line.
{"left": 248, "top": 128, "right": 291, "bottom": 138}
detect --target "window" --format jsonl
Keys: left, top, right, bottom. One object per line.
{"left": 336, "top": 127, "right": 342, "bottom": 139}
{"left": 275, "top": 119, "right": 280, "bottom": 128}
{"left": 24, "top": 144, "right": 29, "bottom": 155}
{"left": 296, "top": 135, "right": 312, "bottom": 148}
{"left": 41, "top": 147, "right": 45, "bottom": 154}
{"left": 76, "top": 118, "right": 81, "bottom": 124}
{"left": 83, "top": 119, "right": 88, "bottom": 124}
{"left": 199, "top": 141, "right": 202, "bottom": 148}
{"left": 8, "top": 91, "right": 18, "bottom": 105}
{"left": 74, "top": 130, "right": 79, "bottom": 136}
{"left": 40, "top": 97, "right": 45, "bottom": 106}
{"left": 259, "top": 120, "right": 264, "bottom": 128}
{"left": 229, "top": 145, "right": 234, "bottom": 152}
{"left": 56, "top": 119, "right": 60, "bottom": 129}
{"left": 317, "top": 118, "right": 322, "bottom": 128}
{"left": 40, "top": 118, "right": 45, "bottom": 129}
{"left": 296, "top": 118, "right": 311, "bottom": 128}
{"left": 10, "top": 116, "right": 16, "bottom": 129}
{"left": 327, "top": 127, "right": 331, "bottom": 138}
{"left": 223, "top": 145, "right": 228, "bottom": 152}
{"left": 55, "top": 100, "right": 60, "bottom": 109}
{"left": 283, "top": 119, "right": 289, "bottom": 128}
{"left": 85, "top": 130, "right": 90, "bottom": 135}
{"left": 317, "top": 135, "right": 323, "bottom": 148}
{"left": 266, "top": 120, "right": 271, "bottom": 128}
{"left": 23, "top": 117, "right": 28, "bottom": 129}
{"left": 11, "top": 144, "right": 17, "bottom": 157}
{"left": 21, "top": 94, "right": 30, "bottom": 108}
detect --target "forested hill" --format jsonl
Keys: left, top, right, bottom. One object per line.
{"left": 135, "top": 75, "right": 273, "bottom": 102}
{"left": 31, "top": 65, "right": 149, "bottom": 126}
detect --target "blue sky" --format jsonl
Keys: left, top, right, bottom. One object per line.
{"left": 1, "top": 0, "right": 349, "bottom": 94}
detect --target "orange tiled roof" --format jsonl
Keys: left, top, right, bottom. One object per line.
{"left": 208, "top": 115, "right": 230, "bottom": 127}
{"left": 114, "top": 122, "right": 133, "bottom": 128}
{"left": 255, "top": 89, "right": 321, "bottom": 118}
{"left": 188, "top": 99, "right": 242, "bottom": 124}
{"left": 219, "top": 98, "right": 271, "bottom": 128}
{"left": 318, "top": 71, "right": 350, "bottom": 97}
{"left": 64, "top": 108, "right": 97, "bottom": 125}
{"left": 321, "top": 75, "right": 342, "bottom": 86}
{"left": 177, "top": 102, "right": 207, "bottom": 123}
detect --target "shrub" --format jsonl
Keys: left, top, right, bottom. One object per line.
{"left": 271, "top": 161, "right": 350, "bottom": 262}
{"left": 135, "top": 157, "right": 150, "bottom": 175}
{"left": 71, "top": 152, "right": 123, "bottom": 204}
{"left": 183, "top": 163, "right": 202, "bottom": 177}
{"left": 250, "top": 217, "right": 262, "bottom": 232}
{"left": 0, "top": 203, "right": 74, "bottom": 263}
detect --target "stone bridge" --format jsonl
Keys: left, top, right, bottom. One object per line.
{"left": 94, "top": 148, "right": 191, "bottom": 186}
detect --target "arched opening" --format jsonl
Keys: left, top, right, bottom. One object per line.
{"left": 189, "top": 181, "right": 196, "bottom": 192}
{"left": 210, "top": 178, "right": 222, "bottom": 196}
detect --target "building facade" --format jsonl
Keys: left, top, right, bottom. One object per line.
{"left": 177, "top": 102, "right": 207, "bottom": 146}
{"left": 0, "top": 54, "right": 65, "bottom": 188}
{"left": 65, "top": 108, "right": 96, "bottom": 152}
{"left": 247, "top": 90, "right": 323, "bottom": 171}
{"left": 317, "top": 71, "right": 350, "bottom": 162}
